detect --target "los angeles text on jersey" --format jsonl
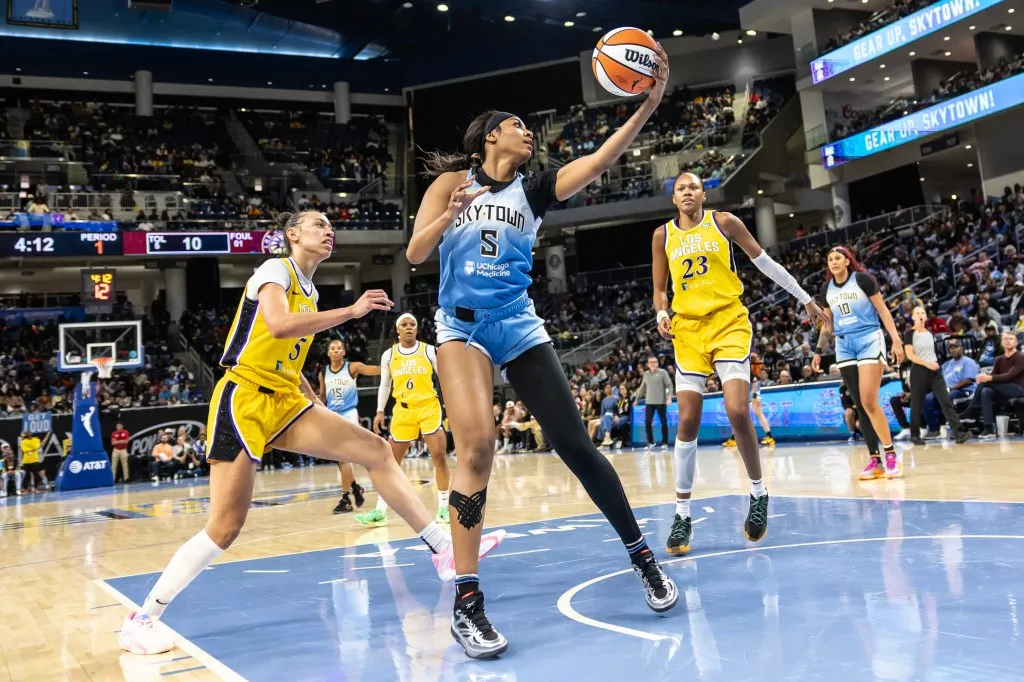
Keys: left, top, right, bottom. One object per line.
{"left": 452, "top": 204, "right": 527, "bottom": 231}
{"left": 668, "top": 239, "right": 721, "bottom": 261}
{"left": 393, "top": 359, "right": 431, "bottom": 377}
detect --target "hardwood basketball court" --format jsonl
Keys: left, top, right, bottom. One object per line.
{"left": 3, "top": 440, "right": 1023, "bottom": 681}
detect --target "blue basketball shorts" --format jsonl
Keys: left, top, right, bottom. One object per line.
{"left": 434, "top": 301, "right": 551, "bottom": 368}
{"left": 835, "top": 328, "right": 885, "bottom": 366}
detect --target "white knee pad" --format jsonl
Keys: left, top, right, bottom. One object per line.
{"left": 674, "top": 439, "right": 698, "bottom": 495}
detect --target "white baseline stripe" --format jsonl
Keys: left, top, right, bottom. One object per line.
{"left": 488, "top": 548, "right": 550, "bottom": 558}
{"left": 318, "top": 578, "right": 348, "bottom": 585}
{"left": 557, "top": 534, "right": 1024, "bottom": 643}
{"left": 243, "top": 570, "right": 288, "bottom": 574}
{"left": 351, "top": 563, "right": 413, "bottom": 571}
{"left": 94, "top": 579, "right": 248, "bottom": 682}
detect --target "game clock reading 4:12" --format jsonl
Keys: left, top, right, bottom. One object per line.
{"left": 1, "top": 233, "right": 122, "bottom": 257}
{"left": 82, "top": 269, "right": 116, "bottom": 313}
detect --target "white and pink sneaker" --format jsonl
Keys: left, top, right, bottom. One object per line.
{"left": 119, "top": 611, "right": 174, "bottom": 655}
{"left": 432, "top": 529, "right": 507, "bottom": 581}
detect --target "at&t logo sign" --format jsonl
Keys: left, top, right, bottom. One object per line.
{"left": 69, "top": 459, "right": 107, "bottom": 474}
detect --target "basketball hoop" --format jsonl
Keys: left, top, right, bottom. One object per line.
{"left": 93, "top": 357, "right": 114, "bottom": 380}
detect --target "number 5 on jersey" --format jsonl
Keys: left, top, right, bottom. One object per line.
{"left": 479, "top": 229, "right": 499, "bottom": 258}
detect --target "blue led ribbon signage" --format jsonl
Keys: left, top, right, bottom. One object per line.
{"left": 811, "top": 0, "right": 1003, "bottom": 84}
{"left": 822, "top": 71, "right": 1024, "bottom": 167}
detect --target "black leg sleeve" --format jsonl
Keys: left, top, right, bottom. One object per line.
{"left": 504, "top": 344, "right": 643, "bottom": 545}
{"left": 840, "top": 364, "right": 880, "bottom": 454}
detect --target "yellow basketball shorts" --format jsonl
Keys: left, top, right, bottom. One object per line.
{"left": 207, "top": 374, "right": 313, "bottom": 462}
{"left": 390, "top": 399, "right": 443, "bottom": 442}
{"left": 671, "top": 301, "right": 753, "bottom": 383}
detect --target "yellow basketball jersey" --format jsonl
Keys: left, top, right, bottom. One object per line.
{"left": 389, "top": 342, "right": 437, "bottom": 404}
{"left": 221, "top": 258, "right": 317, "bottom": 393}
{"left": 666, "top": 210, "right": 744, "bottom": 317}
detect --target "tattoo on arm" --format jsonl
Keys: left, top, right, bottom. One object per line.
{"left": 816, "top": 328, "right": 833, "bottom": 353}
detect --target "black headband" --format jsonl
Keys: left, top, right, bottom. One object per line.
{"left": 482, "top": 111, "right": 516, "bottom": 145}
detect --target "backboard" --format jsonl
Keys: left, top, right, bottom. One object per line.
{"left": 58, "top": 320, "right": 144, "bottom": 373}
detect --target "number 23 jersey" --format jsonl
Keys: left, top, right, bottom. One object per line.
{"left": 666, "top": 211, "right": 744, "bottom": 317}
{"left": 220, "top": 257, "right": 319, "bottom": 393}
{"left": 437, "top": 167, "right": 558, "bottom": 311}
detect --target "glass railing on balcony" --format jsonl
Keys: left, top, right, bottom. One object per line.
{"left": 0, "top": 140, "right": 83, "bottom": 161}
{"left": 805, "top": 124, "right": 828, "bottom": 151}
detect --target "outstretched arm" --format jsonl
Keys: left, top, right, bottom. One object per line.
{"left": 259, "top": 284, "right": 392, "bottom": 340}
{"left": 553, "top": 46, "right": 669, "bottom": 201}
{"left": 350, "top": 361, "right": 382, "bottom": 377}
{"left": 717, "top": 212, "right": 828, "bottom": 327}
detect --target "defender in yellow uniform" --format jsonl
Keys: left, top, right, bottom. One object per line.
{"left": 651, "top": 172, "right": 826, "bottom": 557}
{"left": 120, "top": 211, "right": 500, "bottom": 660}
{"left": 356, "top": 313, "right": 451, "bottom": 526}
{"left": 208, "top": 256, "right": 318, "bottom": 462}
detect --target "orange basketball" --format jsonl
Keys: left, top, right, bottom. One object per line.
{"left": 592, "top": 27, "right": 660, "bottom": 98}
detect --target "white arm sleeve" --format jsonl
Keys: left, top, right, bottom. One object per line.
{"left": 751, "top": 251, "right": 813, "bottom": 305}
{"left": 377, "top": 348, "right": 393, "bottom": 413}
{"left": 245, "top": 259, "right": 292, "bottom": 300}
{"left": 425, "top": 344, "right": 438, "bottom": 372}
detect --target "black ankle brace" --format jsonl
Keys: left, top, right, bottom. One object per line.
{"left": 450, "top": 488, "right": 487, "bottom": 529}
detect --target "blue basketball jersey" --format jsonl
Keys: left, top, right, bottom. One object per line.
{"left": 437, "top": 167, "right": 558, "bottom": 311}
{"left": 822, "top": 271, "right": 880, "bottom": 336}
{"left": 324, "top": 363, "right": 359, "bottom": 413}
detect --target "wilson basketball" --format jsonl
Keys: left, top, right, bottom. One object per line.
{"left": 592, "top": 27, "right": 660, "bottom": 98}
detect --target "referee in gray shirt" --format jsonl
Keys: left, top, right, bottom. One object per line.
{"left": 636, "top": 355, "right": 674, "bottom": 448}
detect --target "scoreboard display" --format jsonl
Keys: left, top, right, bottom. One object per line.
{"left": 1, "top": 232, "right": 122, "bottom": 257}
{"left": 0, "top": 230, "right": 295, "bottom": 258}
{"left": 81, "top": 268, "right": 116, "bottom": 314}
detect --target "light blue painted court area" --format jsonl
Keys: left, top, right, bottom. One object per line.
{"left": 105, "top": 495, "right": 1024, "bottom": 682}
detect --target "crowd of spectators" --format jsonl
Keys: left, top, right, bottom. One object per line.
{"left": 830, "top": 51, "right": 1024, "bottom": 140}
{"left": 239, "top": 110, "right": 392, "bottom": 193}
{"left": 821, "top": 0, "right": 937, "bottom": 53}
{"left": 545, "top": 85, "right": 736, "bottom": 165}
{"left": 23, "top": 101, "right": 230, "bottom": 188}
{"left": 740, "top": 76, "right": 796, "bottom": 147}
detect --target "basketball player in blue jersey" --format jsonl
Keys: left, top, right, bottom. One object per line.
{"left": 652, "top": 171, "right": 827, "bottom": 557}
{"left": 812, "top": 246, "right": 905, "bottom": 479}
{"left": 319, "top": 338, "right": 379, "bottom": 513}
{"left": 119, "top": 210, "right": 505, "bottom": 658}
{"left": 409, "top": 44, "right": 678, "bottom": 659}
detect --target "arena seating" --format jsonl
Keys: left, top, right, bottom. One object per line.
{"left": 821, "top": 0, "right": 938, "bottom": 53}
{"left": 831, "top": 50, "right": 1024, "bottom": 140}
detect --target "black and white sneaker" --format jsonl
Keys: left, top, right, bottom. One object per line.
{"left": 451, "top": 591, "right": 508, "bottom": 659}
{"left": 744, "top": 493, "right": 769, "bottom": 542}
{"left": 631, "top": 547, "right": 679, "bottom": 613}
{"left": 332, "top": 494, "right": 353, "bottom": 514}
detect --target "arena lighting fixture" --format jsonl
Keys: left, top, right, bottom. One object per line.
{"left": 673, "top": 29, "right": 682, "bottom": 36}
{"left": 789, "top": 213, "right": 794, "bottom": 217}
{"left": 756, "top": 189, "right": 764, "bottom": 195}
{"left": 436, "top": 3, "right": 448, "bottom": 12}
{"left": 592, "top": 26, "right": 602, "bottom": 32}
{"left": 1011, "top": 7, "right": 1016, "bottom": 12}
{"left": 738, "top": 38, "right": 743, "bottom": 43}
{"left": 849, "top": 76, "right": 856, "bottom": 81}
{"left": 576, "top": 11, "right": 586, "bottom": 16}
{"left": 968, "top": 162, "right": 974, "bottom": 167}
{"left": 945, "top": 51, "right": 952, "bottom": 56}
{"left": 208, "top": 78, "right": 213, "bottom": 82}
{"left": 884, "top": 76, "right": 890, "bottom": 81}
{"left": 952, "top": 194, "right": 958, "bottom": 200}
{"left": 83, "top": 71, "right": 89, "bottom": 75}
{"left": 647, "top": 29, "right": 654, "bottom": 35}
{"left": 920, "top": 177, "right": 925, "bottom": 181}
{"left": 564, "top": 20, "right": 574, "bottom": 27}
{"left": 746, "top": 29, "right": 756, "bottom": 35}
{"left": 504, "top": 15, "right": 514, "bottom": 22}
{"left": 1007, "top": 25, "right": 1014, "bottom": 29}
{"left": 966, "top": 144, "right": 973, "bottom": 149}
{"left": 909, "top": 51, "right": 916, "bottom": 55}
{"left": 970, "top": 24, "right": 976, "bottom": 29}
{"left": 880, "top": 63, "right": 886, "bottom": 68}
{"left": 402, "top": 1, "right": 412, "bottom": 6}
{"left": 944, "top": 35, "right": 950, "bottom": 40}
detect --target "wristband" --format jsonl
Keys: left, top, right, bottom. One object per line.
{"left": 656, "top": 310, "right": 670, "bottom": 324}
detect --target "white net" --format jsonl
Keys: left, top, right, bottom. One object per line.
{"left": 93, "top": 357, "right": 114, "bottom": 379}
